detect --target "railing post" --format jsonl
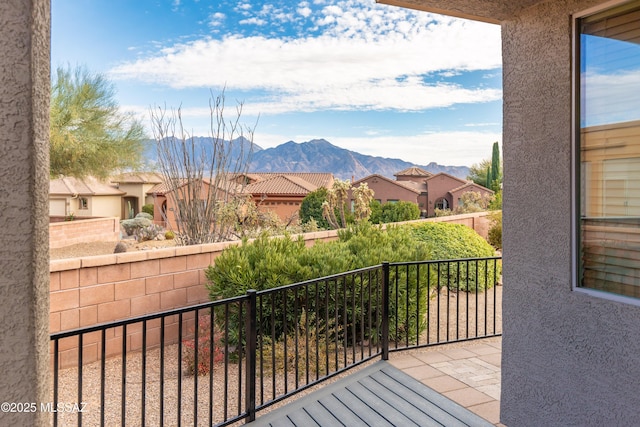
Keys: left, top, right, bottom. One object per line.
{"left": 245, "top": 290, "right": 257, "bottom": 423}
{"left": 381, "top": 262, "right": 390, "bottom": 361}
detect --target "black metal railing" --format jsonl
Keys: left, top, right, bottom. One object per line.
{"left": 50, "top": 257, "right": 501, "bottom": 426}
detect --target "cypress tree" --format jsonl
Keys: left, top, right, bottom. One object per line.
{"left": 490, "top": 142, "right": 500, "bottom": 191}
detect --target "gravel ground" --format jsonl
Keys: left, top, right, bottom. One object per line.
{"left": 50, "top": 239, "right": 178, "bottom": 260}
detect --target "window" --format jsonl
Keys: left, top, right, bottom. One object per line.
{"left": 434, "top": 198, "right": 449, "bottom": 210}
{"left": 78, "top": 197, "right": 88, "bottom": 210}
{"left": 575, "top": 0, "right": 640, "bottom": 298}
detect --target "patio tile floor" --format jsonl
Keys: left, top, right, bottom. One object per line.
{"left": 388, "top": 337, "right": 503, "bottom": 426}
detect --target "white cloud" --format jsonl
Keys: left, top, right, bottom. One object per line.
{"left": 209, "top": 12, "right": 226, "bottom": 27}
{"left": 110, "top": 0, "right": 501, "bottom": 115}
{"left": 240, "top": 17, "right": 267, "bottom": 26}
{"left": 582, "top": 69, "right": 640, "bottom": 126}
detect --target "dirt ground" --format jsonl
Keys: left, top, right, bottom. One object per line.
{"left": 50, "top": 239, "right": 179, "bottom": 260}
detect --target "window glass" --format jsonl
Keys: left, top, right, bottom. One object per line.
{"left": 578, "top": 1, "right": 640, "bottom": 297}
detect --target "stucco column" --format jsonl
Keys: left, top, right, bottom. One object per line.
{"left": 0, "top": 0, "right": 50, "bottom": 426}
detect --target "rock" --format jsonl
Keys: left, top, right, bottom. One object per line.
{"left": 113, "top": 242, "right": 127, "bottom": 253}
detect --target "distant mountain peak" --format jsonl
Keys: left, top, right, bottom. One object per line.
{"left": 250, "top": 138, "right": 469, "bottom": 180}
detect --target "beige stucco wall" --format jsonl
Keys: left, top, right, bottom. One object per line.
{"left": 0, "top": 1, "right": 50, "bottom": 425}
{"left": 500, "top": 0, "right": 640, "bottom": 425}
{"left": 89, "top": 195, "right": 123, "bottom": 219}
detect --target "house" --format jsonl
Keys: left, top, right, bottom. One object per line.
{"left": 110, "top": 172, "right": 163, "bottom": 219}
{"left": 146, "top": 177, "right": 240, "bottom": 229}
{"left": 350, "top": 167, "right": 493, "bottom": 217}
{"left": 375, "top": 0, "right": 640, "bottom": 425}
{"left": 148, "top": 173, "right": 334, "bottom": 227}
{"left": 243, "top": 173, "right": 334, "bottom": 222}
{"left": 350, "top": 173, "right": 426, "bottom": 212}
{"left": 49, "top": 176, "right": 125, "bottom": 219}
{"left": 4, "top": 1, "right": 640, "bottom": 426}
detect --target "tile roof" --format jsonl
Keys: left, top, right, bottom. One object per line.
{"left": 249, "top": 172, "right": 334, "bottom": 189}
{"left": 110, "top": 172, "right": 163, "bottom": 184}
{"left": 425, "top": 172, "right": 467, "bottom": 184}
{"left": 394, "top": 167, "right": 433, "bottom": 177}
{"left": 352, "top": 174, "right": 424, "bottom": 194}
{"left": 147, "top": 173, "right": 333, "bottom": 197}
{"left": 245, "top": 174, "right": 319, "bottom": 195}
{"left": 49, "top": 176, "right": 126, "bottom": 196}
{"left": 449, "top": 182, "right": 494, "bottom": 194}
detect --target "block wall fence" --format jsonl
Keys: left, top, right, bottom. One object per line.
{"left": 49, "top": 212, "right": 493, "bottom": 368}
{"left": 50, "top": 217, "right": 119, "bottom": 249}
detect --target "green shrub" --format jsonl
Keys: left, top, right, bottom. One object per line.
{"left": 142, "top": 203, "right": 154, "bottom": 216}
{"left": 300, "top": 187, "right": 330, "bottom": 229}
{"left": 410, "top": 222, "right": 499, "bottom": 291}
{"left": 381, "top": 201, "right": 421, "bottom": 223}
{"left": 164, "top": 230, "right": 175, "bottom": 240}
{"left": 487, "top": 211, "right": 502, "bottom": 249}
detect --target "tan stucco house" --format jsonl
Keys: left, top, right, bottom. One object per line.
{"left": 110, "top": 172, "right": 163, "bottom": 219}
{"left": 49, "top": 176, "right": 125, "bottom": 219}
{"left": 3, "top": 1, "right": 640, "bottom": 426}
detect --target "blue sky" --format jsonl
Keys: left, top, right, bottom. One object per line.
{"left": 51, "top": 0, "right": 502, "bottom": 167}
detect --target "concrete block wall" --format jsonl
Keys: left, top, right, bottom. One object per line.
{"left": 50, "top": 217, "right": 120, "bottom": 249}
{"left": 49, "top": 213, "right": 493, "bottom": 368}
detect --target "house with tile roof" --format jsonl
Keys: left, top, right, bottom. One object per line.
{"left": 350, "top": 167, "right": 493, "bottom": 217}
{"left": 49, "top": 176, "right": 126, "bottom": 219}
{"left": 147, "top": 172, "right": 334, "bottom": 227}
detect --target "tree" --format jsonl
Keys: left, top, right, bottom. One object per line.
{"left": 467, "top": 158, "right": 492, "bottom": 187}
{"left": 300, "top": 187, "right": 330, "bottom": 229}
{"left": 490, "top": 141, "right": 501, "bottom": 192}
{"left": 322, "top": 180, "right": 374, "bottom": 229}
{"left": 50, "top": 66, "right": 146, "bottom": 178}
{"left": 150, "top": 90, "right": 257, "bottom": 245}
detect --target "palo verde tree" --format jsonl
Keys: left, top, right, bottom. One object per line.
{"left": 50, "top": 66, "right": 146, "bottom": 178}
{"left": 150, "top": 90, "right": 257, "bottom": 245}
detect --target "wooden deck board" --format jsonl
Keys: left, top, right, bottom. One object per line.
{"left": 249, "top": 361, "right": 494, "bottom": 427}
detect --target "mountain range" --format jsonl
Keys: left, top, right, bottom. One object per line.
{"left": 145, "top": 137, "right": 469, "bottom": 181}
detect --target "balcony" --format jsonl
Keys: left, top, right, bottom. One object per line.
{"left": 50, "top": 257, "right": 501, "bottom": 426}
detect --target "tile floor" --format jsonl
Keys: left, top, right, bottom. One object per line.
{"left": 388, "top": 337, "right": 505, "bottom": 426}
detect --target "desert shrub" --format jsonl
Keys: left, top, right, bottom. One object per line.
{"left": 182, "top": 314, "right": 224, "bottom": 376}
{"left": 369, "top": 200, "right": 382, "bottom": 224}
{"left": 259, "top": 311, "right": 340, "bottom": 379}
{"left": 410, "top": 222, "right": 499, "bottom": 291}
{"left": 487, "top": 211, "right": 502, "bottom": 249}
{"left": 300, "top": 187, "right": 330, "bottom": 229}
{"left": 135, "top": 212, "right": 153, "bottom": 220}
{"left": 142, "top": 203, "right": 154, "bottom": 216}
{"left": 113, "top": 242, "right": 127, "bottom": 253}
{"left": 136, "top": 224, "right": 163, "bottom": 241}
{"left": 379, "top": 201, "right": 421, "bottom": 223}
{"left": 489, "top": 191, "right": 502, "bottom": 210}
{"left": 207, "top": 224, "right": 432, "bottom": 347}
{"left": 120, "top": 217, "right": 152, "bottom": 236}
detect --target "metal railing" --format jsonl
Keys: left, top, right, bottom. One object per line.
{"left": 50, "top": 257, "right": 501, "bottom": 426}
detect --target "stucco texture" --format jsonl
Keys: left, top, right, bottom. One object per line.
{"left": 0, "top": 0, "right": 50, "bottom": 426}
{"left": 501, "top": 0, "right": 640, "bottom": 425}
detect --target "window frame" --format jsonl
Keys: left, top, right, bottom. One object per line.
{"left": 572, "top": 0, "right": 640, "bottom": 305}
